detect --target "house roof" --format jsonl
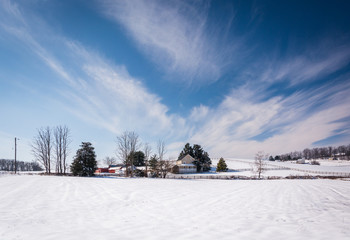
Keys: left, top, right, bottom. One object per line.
{"left": 178, "top": 154, "right": 195, "bottom": 164}
{"left": 178, "top": 154, "right": 194, "bottom": 160}
{"left": 109, "top": 164, "right": 124, "bottom": 168}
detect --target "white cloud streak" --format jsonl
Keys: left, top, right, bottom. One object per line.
{"left": 189, "top": 77, "right": 350, "bottom": 158}
{"left": 99, "top": 0, "right": 230, "bottom": 85}
{"left": 256, "top": 42, "right": 350, "bottom": 85}
{"left": 0, "top": 0, "right": 187, "bottom": 143}
{"left": 0, "top": 1, "right": 75, "bottom": 87}
{"left": 64, "top": 41, "right": 188, "bottom": 137}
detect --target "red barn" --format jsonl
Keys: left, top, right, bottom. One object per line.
{"left": 95, "top": 168, "right": 109, "bottom": 174}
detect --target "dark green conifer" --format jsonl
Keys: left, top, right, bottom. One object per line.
{"left": 71, "top": 142, "right": 97, "bottom": 176}
{"left": 216, "top": 157, "right": 228, "bottom": 172}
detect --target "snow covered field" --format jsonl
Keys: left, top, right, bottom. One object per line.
{"left": 1, "top": 175, "right": 349, "bottom": 240}
{"left": 208, "top": 158, "right": 350, "bottom": 177}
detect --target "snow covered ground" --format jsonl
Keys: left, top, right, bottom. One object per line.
{"left": 209, "top": 158, "right": 350, "bottom": 177}
{"left": 1, "top": 175, "right": 349, "bottom": 240}
{"left": 264, "top": 159, "right": 350, "bottom": 173}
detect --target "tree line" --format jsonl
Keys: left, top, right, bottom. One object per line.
{"left": 0, "top": 159, "right": 43, "bottom": 171}
{"left": 69, "top": 131, "right": 174, "bottom": 178}
{"left": 29, "top": 127, "right": 169, "bottom": 177}
{"left": 30, "top": 127, "right": 212, "bottom": 177}
{"left": 271, "top": 144, "right": 350, "bottom": 161}
{"left": 115, "top": 131, "right": 172, "bottom": 178}
{"left": 116, "top": 139, "right": 212, "bottom": 178}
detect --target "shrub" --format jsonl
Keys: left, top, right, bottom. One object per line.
{"left": 134, "top": 169, "right": 145, "bottom": 177}
{"left": 310, "top": 160, "right": 320, "bottom": 165}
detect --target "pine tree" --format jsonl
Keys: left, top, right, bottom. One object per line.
{"left": 216, "top": 157, "right": 228, "bottom": 172}
{"left": 71, "top": 142, "right": 97, "bottom": 176}
{"left": 148, "top": 154, "right": 159, "bottom": 177}
{"left": 131, "top": 151, "right": 145, "bottom": 166}
{"left": 178, "top": 143, "right": 193, "bottom": 159}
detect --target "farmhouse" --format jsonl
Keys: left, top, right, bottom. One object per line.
{"left": 172, "top": 154, "right": 197, "bottom": 174}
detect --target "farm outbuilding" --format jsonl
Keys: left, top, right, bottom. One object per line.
{"left": 95, "top": 168, "right": 109, "bottom": 174}
{"left": 296, "top": 159, "right": 305, "bottom": 164}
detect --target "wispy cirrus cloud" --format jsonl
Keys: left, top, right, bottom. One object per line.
{"left": 99, "top": 0, "right": 234, "bottom": 85}
{"left": 0, "top": 0, "right": 187, "bottom": 143}
{"left": 253, "top": 41, "right": 350, "bottom": 86}
{"left": 0, "top": 0, "right": 78, "bottom": 90}
{"left": 188, "top": 71, "right": 350, "bottom": 158}
{"left": 62, "top": 41, "right": 188, "bottom": 138}
{"left": 183, "top": 33, "right": 350, "bottom": 158}
{"left": 182, "top": 21, "right": 350, "bottom": 157}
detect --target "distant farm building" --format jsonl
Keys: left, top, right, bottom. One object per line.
{"left": 172, "top": 154, "right": 197, "bottom": 174}
{"left": 296, "top": 159, "right": 305, "bottom": 164}
{"left": 95, "top": 168, "right": 109, "bottom": 174}
{"left": 95, "top": 164, "right": 125, "bottom": 175}
{"left": 108, "top": 164, "right": 124, "bottom": 174}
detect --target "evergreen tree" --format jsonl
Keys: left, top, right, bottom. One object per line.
{"left": 269, "top": 156, "right": 275, "bottom": 161}
{"left": 131, "top": 151, "right": 145, "bottom": 166}
{"left": 148, "top": 154, "right": 159, "bottom": 177}
{"left": 216, "top": 157, "right": 228, "bottom": 172}
{"left": 178, "top": 143, "right": 193, "bottom": 159}
{"left": 71, "top": 142, "right": 97, "bottom": 176}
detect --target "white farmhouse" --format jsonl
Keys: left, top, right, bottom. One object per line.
{"left": 172, "top": 154, "right": 197, "bottom": 174}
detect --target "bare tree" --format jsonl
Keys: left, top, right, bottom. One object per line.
{"left": 103, "top": 156, "right": 117, "bottom": 167}
{"left": 252, "top": 151, "right": 268, "bottom": 179}
{"left": 158, "top": 158, "right": 174, "bottom": 178}
{"left": 116, "top": 131, "right": 141, "bottom": 177}
{"left": 157, "top": 140, "right": 166, "bottom": 161}
{"left": 143, "top": 142, "right": 152, "bottom": 177}
{"left": 155, "top": 140, "right": 172, "bottom": 178}
{"left": 303, "top": 148, "right": 311, "bottom": 160}
{"left": 144, "top": 142, "right": 152, "bottom": 162}
{"left": 54, "top": 125, "right": 71, "bottom": 174}
{"left": 32, "top": 127, "right": 53, "bottom": 174}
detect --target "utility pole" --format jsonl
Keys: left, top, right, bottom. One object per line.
{"left": 14, "top": 137, "right": 17, "bottom": 174}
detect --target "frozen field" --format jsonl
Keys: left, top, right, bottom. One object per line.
{"left": 1, "top": 175, "right": 349, "bottom": 240}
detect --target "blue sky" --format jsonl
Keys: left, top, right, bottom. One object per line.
{"left": 1, "top": 0, "right": 350, "bottom": 162}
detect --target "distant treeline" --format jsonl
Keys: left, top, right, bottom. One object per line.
{"left": 0, "top": 159, "right": 43, "bottom": 171}
{"left": 273, "top": 144, "right": 350, "bottom": 161}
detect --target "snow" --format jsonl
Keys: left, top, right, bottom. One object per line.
{"left": 212, "top": 158, "right": 253, "bottom": 169}
{"left": 209, "top": 158, "right": 350, "bottom": 177}
{"left": 1, "top": 175, "right": 350, "bottom": 240}
{"left": 264, "top": 160, "right": 350, "bottom": 174}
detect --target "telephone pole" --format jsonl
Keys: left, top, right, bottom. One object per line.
{"left": 14, "top": 137, "right": 18, "bottom": 174}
